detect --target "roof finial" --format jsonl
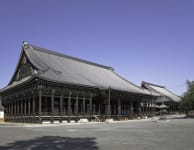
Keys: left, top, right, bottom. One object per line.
{"left": 22, "top": 41, "right": 28, "bottom": 46}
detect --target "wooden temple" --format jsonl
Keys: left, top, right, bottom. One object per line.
{"left": 0, "top": 42, "right": 159, "bottom": 123}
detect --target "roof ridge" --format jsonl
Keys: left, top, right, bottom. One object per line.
{"left": 26, "top": 43, "right": 113, "bottom": 70}
{"left": 161, "top": 86, "right": 181, "bottom": 99}
{"left": 142, "top": 81, "right": 165, "bottom": 88}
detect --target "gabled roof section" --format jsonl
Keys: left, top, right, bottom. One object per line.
{"left": 0, "top": 76, "right": 34, "bottom": 93}
{"left": 142, "top": 81, "right": 181, "bottom": 102}
{"left": 22, "top": 42, "right": 150, "bottom": 95}
{"left": 8, "top": 42, "right": 36, "bottom": 85}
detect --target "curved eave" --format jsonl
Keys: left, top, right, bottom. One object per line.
{"left": 36, "top": 75, "right": 151, "bottom": 96}
{"left": 0, "top": 76, "right": 35, "bottom": 94}
{"left": 113, "top": 72, "right": 152, "bottom": 95}
{"left": 36, "top": 75, "right": 99, "bottom": 91}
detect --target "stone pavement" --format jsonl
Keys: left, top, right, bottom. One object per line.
{"left": 0, "top": 115, "right": 193, "bottom": 150}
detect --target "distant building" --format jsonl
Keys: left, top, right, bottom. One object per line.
{"left": 141, "top": 81, "right": 181, "bottom": 112}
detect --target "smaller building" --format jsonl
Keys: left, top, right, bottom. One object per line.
{"left": 0, "top": 97, "right": 5, "bottom": 122}
{"left": 141, "top": 81, "right": 181, "bottom": 113}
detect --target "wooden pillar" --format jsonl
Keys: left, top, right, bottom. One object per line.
{"left": 10, "top": 102, "right": 13, "bottom": 116}
{"left": 151, "top": 99, "right": 154, "bottom": 115}
{"left": 83, "top": 97, "right": 86, "bottom": 115}
{"left": 145, "top": 102, "right": 148, "bottom": 115}
{"left": 89, "top": 94, "right": 92, "bottom": 115}
{"left": 28, "top": 98, "right": 31, "bottom": 115}
{"left": 149, "top": 101, "right": 151, "bottom": 115}
{"left": 98, "top": 104, "right": 101, "bottom": 115}
{"left": 118, "top": 99, "right": 121, "bottom": 116}
{"left": 124, "top": 104, "right": 126, "bottom": 115}
{"left": 142, "top": 102, "right": 145, "bottom": 115}
{"left": 13, "top": 101, "right": 16, "bottom": 116}
{"left": 10, "top": 102, "right": 12, "bottom": 116}
{"left": 10, "top": 103, "right": 12, "bottom": 116}
{"left": 51, "top": 90, "right": 55, "bottom": 123}
{"left": 15, "top": 102, "right": 17, "bottom": 116}
{"left": 6, "top": 103, "right": 9, "bottom": 116}
{"left": 130, "top": 100, "right": 133, "bottom": 117}
{"left": 38, "top": 90, "right": 42, "bottom": 116}
{"left": 60, "top": 93, "right": 63, "bottom": 116}
{"left": 106, "top": 88, "right": 111, "bottom": 118}
{"left": 6, "top": 103, "right": 8, "bottom": 116}
{"left": 151, "top": 96, "right": 155, "bottom": 114}
{"left": 12, "top": 102, "right": 14, "bottom": 116}
{"left": 68, "top": 92, "right": 72, "bottom": 115}
{"left": 13, "top": 102, "right": 15, "bottom": 116}
{"left": 93, "top": 104, "right": 96, "bottom": 114}
{"left": 138, "top": 100, "right": 141, "bottom": 116}
{"left": 14, "top": 101, "right": 16, "bottom": 116}
{"left": 51, "top": 90, "right": 55, "bottom": 116}
{"left": 114, "top": 105, "right": 116, "bottom": 115}
{"left": 24, "top": 98, "right": 26, "bottom": 116}
{"left": 86, "top": 103, "right": 89, "bottom": 114}
{"left": 9, "top": 103, "right": 11, "bottom": 116}
{"left": 147, "top": 101, "right": 149, "bottom": 115}
{"left": 8, "top": 103, "right": 10, "bottom": 116}
{"left": 32, "top": 95, "right": 35, "bottom": 116}
{"left": 20, "top": 100, "right": 23, "bottom": 116}
{"left": 17, "top": 101, "right": 19, "bottom": 116}
{"left": 128, "top": 104, "right": 130, "bottom": 115}
{"left": 7, "top": 103, "right": 10, "bottom": 116}
{"left": 75, "top": 96, "right": 78, "bottom": 115}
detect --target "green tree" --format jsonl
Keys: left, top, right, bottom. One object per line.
{"left": 180, "top": 80, "right": 194, "bottom": 114}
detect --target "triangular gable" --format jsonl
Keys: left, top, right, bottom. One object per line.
{"left": 9, "top": 42, "right": 36, "bottom": 85}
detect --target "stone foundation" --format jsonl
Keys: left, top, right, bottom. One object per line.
{"left": 0, "top": 118, "right": 4, "bottom": 123}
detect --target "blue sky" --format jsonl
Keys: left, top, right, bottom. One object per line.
{"left": 0, "top": 0, "right": 194, "bottom": 95}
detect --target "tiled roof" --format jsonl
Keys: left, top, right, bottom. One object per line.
{"left": 22, "top": 42, "right": 151, "bottom": 95}
{"left": 142, "top": 81, "right": 181, "bottom": 102}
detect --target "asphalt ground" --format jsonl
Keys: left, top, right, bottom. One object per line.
{"left": 0, "top": 118, "right": 193, "bottom": 150}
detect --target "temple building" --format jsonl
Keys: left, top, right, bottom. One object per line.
{"left": 141, "top": 81, "right": 181, "bottom": 113}
{"left": 0, "top": 42, "right": 159, "bottom": 123}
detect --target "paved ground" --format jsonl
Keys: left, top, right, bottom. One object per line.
{"left": 0, "top": 117, "right": 193, "bottom": 150}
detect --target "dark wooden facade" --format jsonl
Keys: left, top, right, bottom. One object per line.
{"left": 1, "top": 80, "right": 156, "bottom": 123}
